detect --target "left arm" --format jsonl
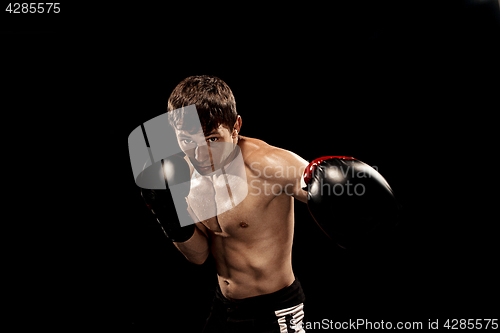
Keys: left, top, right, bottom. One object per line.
{"left": 253, "top": 146, "right": 309, "bottom": 203}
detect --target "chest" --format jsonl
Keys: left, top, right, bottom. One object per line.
{"left": 187, "top": 168, "right": 274, "bottom": 237}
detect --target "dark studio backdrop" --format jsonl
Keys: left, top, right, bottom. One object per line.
{"left": 2, "top": 0, "right": 499, "bottom": 331}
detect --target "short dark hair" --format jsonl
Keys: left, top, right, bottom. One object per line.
{"left": 167, "top": 75, "right": 237, "bottom": 134}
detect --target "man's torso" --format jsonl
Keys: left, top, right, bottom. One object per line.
{"left": 187, "top": 136, "right": 297, "bottom": 300}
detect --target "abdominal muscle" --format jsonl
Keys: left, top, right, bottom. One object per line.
{"left": 211, "top": 224, "right": 295, "bottom": 300}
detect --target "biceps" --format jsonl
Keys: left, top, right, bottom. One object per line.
{"left": 281, "top": 156, "right": 308, "bottom": 202}
{"left": 293, "top": 185, "right": 308, "bottom": 203}
{"left": 261, "top": 147, "right": 309, "bottom": 201}
{"left": 280, "top": 176, "right": 307, "bottom": 203}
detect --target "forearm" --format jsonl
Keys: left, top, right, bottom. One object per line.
{"left": 173, "top": 226, "right": 210, "bottom": 265}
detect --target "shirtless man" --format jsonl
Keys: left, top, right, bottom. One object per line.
{"left": 135, "top": 75, "right": 399, "bottom": 332}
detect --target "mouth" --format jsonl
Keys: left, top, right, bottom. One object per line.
{"left": 197, "top": 164, "right": 214, "bottom": 172}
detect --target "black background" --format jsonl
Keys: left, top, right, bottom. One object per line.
{"left": 2, "top": 1, "right": 499, "bottom": 331}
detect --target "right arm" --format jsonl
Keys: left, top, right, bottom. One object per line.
{"left": 172, "top": 157, "right": 214, "bottom": 265}
{"left": 174, "top": 222, "right": 210, "bottom": 265}
{"left": 140, "top": 155, "right": 211, "bottom": 264}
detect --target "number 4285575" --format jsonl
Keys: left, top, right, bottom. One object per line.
{"left": 6, "top": 3, "right": 60, "bottom": 13}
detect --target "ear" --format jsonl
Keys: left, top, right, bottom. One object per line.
{"left": 232, "top": 115, "right": 242, "bottom": 137}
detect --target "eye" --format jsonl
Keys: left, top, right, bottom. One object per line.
{"left": 207, "top": 137, "right": 218, "bottom": 142}
{"left": 181, "top": 139, "right": 195, "bottom": 145}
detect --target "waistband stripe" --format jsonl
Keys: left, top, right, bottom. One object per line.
{"left": 275, "top": 303, "right": 305, "bottom": 333}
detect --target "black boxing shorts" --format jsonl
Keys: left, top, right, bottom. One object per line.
{"left": 202, "top": 279, "right": 306, "bottom": 333}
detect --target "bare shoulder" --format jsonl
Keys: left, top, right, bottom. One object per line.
{"left": 238, "top": 136, "right": 272, "bottom": 161}
{"left": 238, "top": 136, "right": 308, "bottom": 179}
{"left": 239, "top": 136, "right": 282, "bottom": 166}
{"left": 238, "top": 136, "right": 309, "bottom": 201}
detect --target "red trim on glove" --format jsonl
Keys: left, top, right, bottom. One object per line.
{"left": 302, "top": 156, "right": 356, "bottom": 186}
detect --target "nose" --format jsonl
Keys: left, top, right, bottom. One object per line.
{"left": 195, "top": 144, "right": 211, "bottom": 164}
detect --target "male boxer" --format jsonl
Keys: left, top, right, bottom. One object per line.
{"left": 138, "top": 75, "right": 398, "bottom": 332}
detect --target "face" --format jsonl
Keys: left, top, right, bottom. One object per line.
{"left": 176, "top": 116, "right": 241, "bottom": 175}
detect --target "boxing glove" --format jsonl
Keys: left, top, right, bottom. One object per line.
{"left": 302, "top": 156, "right": 400, "bottom": 249}
{"left": 139, "top": 154, "right": 195, "bottom": 242}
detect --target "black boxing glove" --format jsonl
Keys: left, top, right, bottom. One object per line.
{"left": 302, "top": 156, "right": 400, "bottom": 249}
{"left": 139, "top": 154, "right": 195, "bottom": 243}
